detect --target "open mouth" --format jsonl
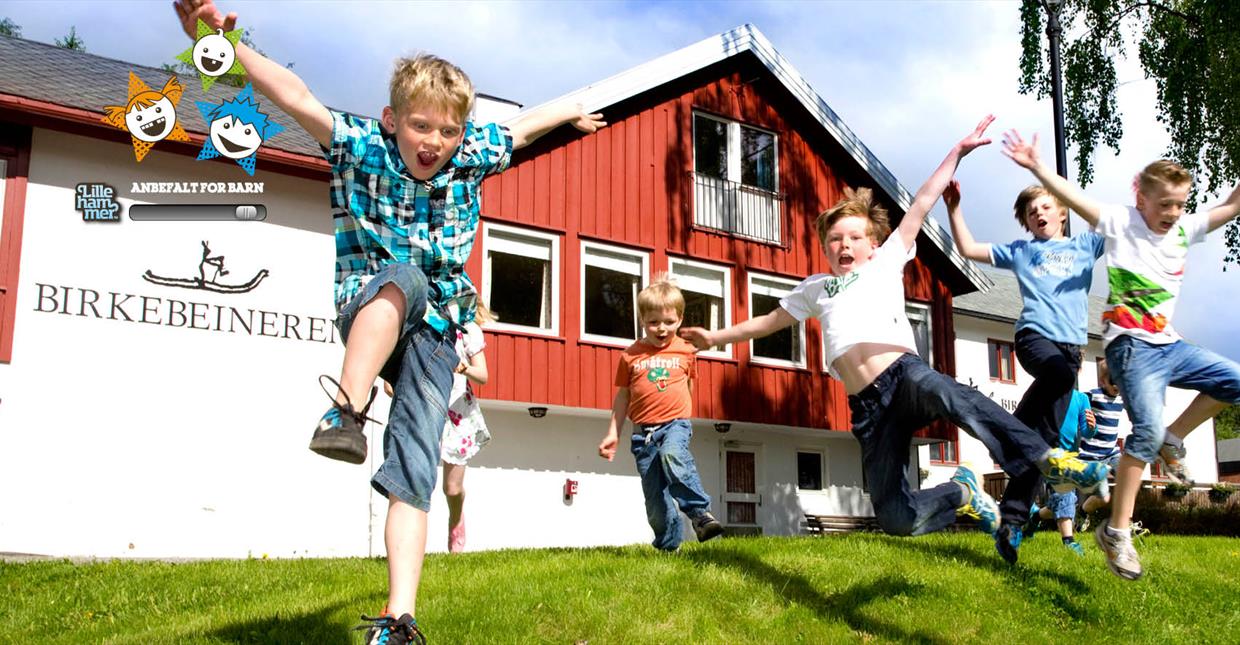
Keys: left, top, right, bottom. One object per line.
{"left": 140, "top": 117, "right": 166, "bottom": 137}
{"left": 217, "top": 134, "right": 255, "bottom": 154}
{"left": 200, "top": 56, "right": 224, "bottom": 73}
{"left": 416, "top": 151, "right": 438, "bottom": 168}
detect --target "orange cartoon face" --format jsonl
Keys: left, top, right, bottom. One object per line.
{"left": 123, "top": 91, "right": 177, "bottom": 143}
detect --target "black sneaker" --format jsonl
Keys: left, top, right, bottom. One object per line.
{"left": 692, "top": 512, "right": 724, "bottom": 542}
{"left": 994, "top": 522, "right": 1023, "bottom": 565}
{"left": 356, "top": 613, "right": 426, "bottom": 645}
{"left": 1022, "top": 502, "right": 1041, "bottom": 542}
{"left": 308, "top": 375, "right": 379, "bottom": 465}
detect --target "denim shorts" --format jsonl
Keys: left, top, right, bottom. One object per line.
{"left": 1047, "top": 489, "right": 1077, "bottom": 519}
{"left": 1105, "top": 336, "right": 1240, "bottom": 464}
{"left": 336, "top": 264, "right": 457, "bottom": 511}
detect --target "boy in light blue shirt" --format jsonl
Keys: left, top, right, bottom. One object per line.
{"left": 946, "top": 181, "right": 1104, "bottom": 563}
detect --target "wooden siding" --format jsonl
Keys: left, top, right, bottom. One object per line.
{"left": 470, "top": 59, "right": 958, "bottom": 434}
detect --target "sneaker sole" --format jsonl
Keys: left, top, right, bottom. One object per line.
{"left": 309, "top": 436, "right": 367, "bottom": 464}
{"left": 1093, "top": 524, "right": 1143, "bottom": 581}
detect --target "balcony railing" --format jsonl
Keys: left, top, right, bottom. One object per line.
{"left": 691, "top": 172, "right": 784, "bottom": 245}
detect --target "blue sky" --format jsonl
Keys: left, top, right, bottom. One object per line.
{"left": 3, "top": 0, "right": 1237, "bottom": 361}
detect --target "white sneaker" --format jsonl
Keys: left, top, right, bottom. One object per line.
{"left": 1094, "top": 519, "right": 1142, "bottom": 580}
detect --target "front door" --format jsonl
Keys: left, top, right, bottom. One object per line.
{"left": 721, "top": 442, "right": 762, "bottom": 534}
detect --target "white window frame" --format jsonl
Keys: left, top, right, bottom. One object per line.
{"left": 579, "top": 240, "right": 649, "bottom": 347}
{"left": 795, "top": 448, "right": 827, "bottom": 492}
{"left": 905, "top": 301, "right": 934, "bottom": 364}
{"left": 692, "top": 112, "right": 779, "bottom": 191}
{"left": 0, "top": 159, "right": 6, "bottom": 234}
{"left": 668, "top": 257, "right": 732, "bottom": 359}
{"left": 746, "top": 272, "right": 806, "bottom": 369}
{"left": 481, "top": 222, "right": 560, "bottom": 337}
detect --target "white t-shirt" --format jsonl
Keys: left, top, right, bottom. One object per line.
{"left": 1095, "top": 204, "right": 1209, "bottom": 347}
{"left": 780, "top": 234, "right": 918, "bottom": 380}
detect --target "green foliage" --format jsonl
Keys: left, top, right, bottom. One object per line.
{"left": 0, "top": 17, "right": 20, "bottom": 37}
{"left": 1215, "top": 404, "right": 1240, "bottom": 441}
{"left": 4, "top": 535, "right": 1240, "bottom": 643}
{"left": 54, "top": 25, "right": 84, "bottom": 51}
{"left": 1019, "top": 0, "right": 1240, "bottom": 268}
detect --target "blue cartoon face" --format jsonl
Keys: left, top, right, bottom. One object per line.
{"left": 208, "top": 116, "right": 264, "bottom": 159}
{"left": 194, "top": 30, "right": 237, "bottom": 78}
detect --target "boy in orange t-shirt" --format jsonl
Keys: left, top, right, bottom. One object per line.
{"left": 598, "top": 279, "right": 723, "bottom": 550}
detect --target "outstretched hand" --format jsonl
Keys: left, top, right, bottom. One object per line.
{"left": 678, "top": 327, "right": 714, "bottom": 351}
{"left": 571, "top": 107, "right": 606, "bottom": 134}
{"left": 958, "top": 114, "right": 995, "bottom": 156}
{"left": 173, "top": 0, "right": 237, "bottom": 40}
{"left": 1001, "top": 129, "right": 1040, "bottom": 170}
{"left": 942, "top": 178, "right": 962, "bottom": 212}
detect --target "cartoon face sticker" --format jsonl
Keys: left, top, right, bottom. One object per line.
{"left": 102, "top": 72, "right": 191, "bottom": 162}
{"left": 194, "top": 29, "right": 236, "bottom": 78}
{"left": 176, "top": 19, "right": 247, "bottom": 92}
{"left": 209, "top": 116, "right": 263, "bottom": 159}
{"left": 124, "top": 95, "right": 176, "bottom": 143}
{"left": 647, "top": 367, "right": 671, "bottom": 392}
{"left": 195, "top": 84, "right": 285, "bottom": 175}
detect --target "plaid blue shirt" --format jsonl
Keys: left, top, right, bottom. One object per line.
{"left": 326, "top": 110, "right": 512, "bottom": 333}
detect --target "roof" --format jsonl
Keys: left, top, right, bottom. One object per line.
{"left": 953, "top": 270, "right": 1108, "bottom": 339}
{"left": 0, "top": 34, "right": 323, "bottom": 160}
{"left": 520, "top": 23, "right": 991, "bottom": 294}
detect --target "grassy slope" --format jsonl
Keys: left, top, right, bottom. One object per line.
{"left": 4, "top": 533, "right": 1240, "bottom": 644}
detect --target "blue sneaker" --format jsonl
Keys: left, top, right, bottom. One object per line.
{"left": 994, "top": 523, "right": 1023, "bottom": 564}
{"left": 1043, "top": 449, "right": 1108, "bottom": 493}
{"left": 357, "top": 612, "right": 426, "bottom": 645}
{"left": 308, "top": 375, "right": 379, "bottom": 465}
{"left": 1065, "top": 540, "right": 1085, "bottom": 557}
{"left": 951, "top": 466, "right": 999, "bottom": 534}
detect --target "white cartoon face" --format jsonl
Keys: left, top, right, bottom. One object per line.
{"left": 209, "top": 116, "right": 264, "bottom": 159}
{"left": 194, "top": 30, "right": 236, "bottom": 77}
{"left": 125, "top": 97, "right": 176, "bottom": 142}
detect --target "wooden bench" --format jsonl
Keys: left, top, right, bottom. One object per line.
{"left": 804, "top": 514, "right": 881, "bottom": 534}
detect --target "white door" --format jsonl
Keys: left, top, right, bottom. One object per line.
{"left": 721, "top": 441, "right": 762, "bottom": 534}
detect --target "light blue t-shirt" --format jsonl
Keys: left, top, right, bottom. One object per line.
{"left": 990, "top": 232, "right": 1104, "bottom": 346}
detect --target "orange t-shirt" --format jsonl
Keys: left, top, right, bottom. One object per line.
{"left": 615, "top": 336, "right": 696, "bottom": 425}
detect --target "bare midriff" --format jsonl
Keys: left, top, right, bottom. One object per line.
{"left": 832, "top": 343, "right": 915, "bottom": 395}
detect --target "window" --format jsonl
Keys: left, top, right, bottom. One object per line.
{"left": 669, "top": 257, "right": 731, "bottom": 358}
{"left": 928, "top": 429, "right": 959, "bottom": 465}
{"left": 581, "top": 241, "right": 648, "bottom": 345}
{"left": 797, "top": 451, "right": 824, "bottom": 490}
{"left": 747, "top": 273, "right": 805, "bottom": 368}
{"left": 988, "top": 339, "right": 1016, "bottom": 383}
{"left": 906, "top": 302, "right": 933, "bottom": 364}
{"left": 692, "top": 112, "right": 781, "bottom": 244}
{"left": 482, "top": 223, "right": 559, "bottom": 336}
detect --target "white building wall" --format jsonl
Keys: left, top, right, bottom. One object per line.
{"left": 921, "top": 315, "right": 1219, "bottom": 488}
{"left": 0, "top": 128, "right": 874, "bottom": 559}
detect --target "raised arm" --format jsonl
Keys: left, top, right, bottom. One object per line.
{"left": 943, "top": 179, "right": 993, "bottom": 264}
{"left": 895, "top": 115, "right": 995, "bottom": 251}
{"left": 174, "top": 0, "right": 332, "bottom": 147}
{"left": 505, "top": 102, "right": 605, "bottom": 150}
{"left": 1002, "top": 130, "right": 1103, "bottom": 227}
{"left": 1205, "top": 183, "right": 1240, "bottom": 233}
{"left": 680, "top": 307, "right": 798, "bottom": 351}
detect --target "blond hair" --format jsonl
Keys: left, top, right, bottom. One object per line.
{"left": 389, "top": 54, "right": 474, "bottom": 122}
{"left": 474, "top": 299, "right": 498, "bottom": 325}
{"left": 816, "top": 187, "right": 891, "bottom": 247}
{"left": 1137, "top": 159, "right": 1192, "bottom": 195}
{"left": 1012, "top": 185, "right": 1065, "bottom": 232}
{"left": 637, "top": 276, "right": 685, "bottom": 318}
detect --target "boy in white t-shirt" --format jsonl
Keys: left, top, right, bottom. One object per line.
{"left": 1005, "top": 131, "right": 1240, "bottom": 580}
{"left": 680, "top": 116, "right": 1107, "bottom": 544}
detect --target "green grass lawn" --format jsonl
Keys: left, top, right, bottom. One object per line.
{"left": 4, "top": 533, "right": 1240, "bottom": 644}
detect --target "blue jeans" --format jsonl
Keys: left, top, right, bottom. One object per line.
{"left": 1105, "top": 336, "right": 1240, "bottom": 464}
{"left": 336, "top": 264, "right": 458, "bottom": 511}
{"left": 1048, "top": 489, "right": 1077, "bottom": 520}
{"left": 630, "top": 419, "right": 712, "bottom": 551}
{"left": 1000, "top": 329, "right": 1083, "bottom": 526}
{"left": 849, "top": 354, "right": 1049, "bottom": 536}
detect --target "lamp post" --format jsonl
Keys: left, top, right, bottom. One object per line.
{"left": 1043, "top": 0, "right": 1070, "bottom": 234}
